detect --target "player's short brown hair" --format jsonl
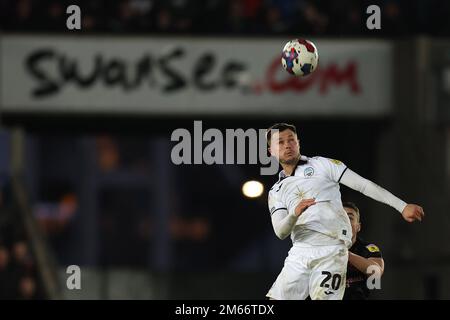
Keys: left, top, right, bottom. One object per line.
{"left": 266, "top": 123, "right": 297, "bottom": 146}
{"left": 342, "top": 201, "right": 360, "bottom": 222}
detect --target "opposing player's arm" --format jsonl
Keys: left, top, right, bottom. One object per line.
{"left": 348, "top": 253, "right": 384, "bottom": 276}
{"left": 339, "top": 169, "right": 424, "bottom": 223}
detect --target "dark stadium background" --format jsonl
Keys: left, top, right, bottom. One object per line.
{"left": 0, "top": 0, "right": 449, "bottom": 299}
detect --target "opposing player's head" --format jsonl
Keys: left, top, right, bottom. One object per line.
{"left": 266, "top": 123, "right": 300, "bottom": 165}
{"left": 343, "top": 201, "right": 361, "bottom": 244}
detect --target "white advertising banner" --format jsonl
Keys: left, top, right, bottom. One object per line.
{"left": 0, "top": 35, "right": 392, "bottom": 116}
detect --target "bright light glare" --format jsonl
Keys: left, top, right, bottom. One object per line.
{"left": 242, "top": 180, "right": 264, "bottom": 198}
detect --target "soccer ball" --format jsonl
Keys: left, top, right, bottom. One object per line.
{"left": 281, "top": 38, "right": 319, "bottom": 76}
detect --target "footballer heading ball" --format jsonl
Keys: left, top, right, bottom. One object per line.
{"left": 281, "top": 38, "right": 318, "bottom": 77}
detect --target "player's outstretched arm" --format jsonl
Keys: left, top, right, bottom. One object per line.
{"left": 340, "top": 169, "right": 424, "bottom": 223}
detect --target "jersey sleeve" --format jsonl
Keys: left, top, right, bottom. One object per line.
{"left": 362, "top": 243, "right": 383, "bottom": 259}
{"left": 320, "top": 157, "right": 348, "bottom": 183}
{"left": 268, "top": 188, "right": 287, "bottom": 216}
{"left": 268, "top": 188, "right": 299, "bottom": 240}
{"left": 340, "top": 169, "right": 407, "bottom": 213}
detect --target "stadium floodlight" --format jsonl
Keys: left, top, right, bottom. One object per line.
{"left": 242, "top": 180, "right": 264, "bottom": 198}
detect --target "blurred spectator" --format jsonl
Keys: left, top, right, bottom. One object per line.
{"left": 380, "top": 0, "right": 409, "bottom": 35}
{"left": 95, "top": 135, "right": 151, "bottom": 173}
{"left": 12, "top": 241, "right": 30, "bottom": 265}
{"left": 325, "top": 0, "right": 363, "bottom": 36}
{"left": 264, "top": 5, "right": 289, "bottom": 34}
{"left": 0, "top": 184, "right": 44, "bottom": 299}
{"left": 9, "top": 241, "right": 38, "bottom": 299}
{"left": 302, "top": 0, "right": 330, "bottom": 35}
{"left": 155, "top": 7, "right": 173, "bottom": 33}
{"left": 227, "top": 0, "right": 247, "bottom": 33}
{"left": 1, "top": 0, "right": 35, "bottom": 31}
{"left": 96, "top": 135, "right": 120, "bottom": 172}
{"left": 168, "top": 0, "right": 196, "bottom": 33}
{"left": 0, "top": 245, "right": 11, "bottom": 299}
{"left": 110, "top": 0, "right": 151, "bottom": 32}
{"left": 18, "top": 276, "right": 37, "bottom": 300}
{"left": 44, "top": 1, "right": 65, "bottom": 31}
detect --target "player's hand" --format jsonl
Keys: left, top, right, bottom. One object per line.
{"left": 401, "top": 204, "right": 424, "bottom": 222}
{"left": 294, "top": 198, "right": 316, "bottom": 217}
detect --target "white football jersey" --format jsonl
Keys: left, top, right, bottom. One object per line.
{"left": 268, "top": 155, "right": 352, "bottom": 247}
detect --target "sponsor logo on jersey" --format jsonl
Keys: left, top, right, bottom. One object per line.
{"left": 330, "top": 159, "right": 342, "bottom": 165}
{"left": 366, "top": 244, "right": 380, "bottom": 253}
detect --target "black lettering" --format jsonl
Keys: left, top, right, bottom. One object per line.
{"left": 193, "top": 53, "right": 217, "bottom": 90}
{"left": 59, "top": 54, "right": 100, "bottom": 87}
{"left": 130, "top": 56, "right": 156, "bottom": 89}
{"left": 25, "top": 47, "right": 248, "bottom": 98}
{"left": 103, "top": 59, "right": 126, "bottom": 87}
{"left": 26, "top": 49, "right": 60, "bottom": 97}
{"left": 159, "top": 47, "right": 186, "bottom": 92}
{"left": 222, "top": 62, "right": 246, "bottom": 88}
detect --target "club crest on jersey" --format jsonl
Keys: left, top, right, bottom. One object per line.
{"left": 304, "top": 167, "right": 314, "bottom": 178}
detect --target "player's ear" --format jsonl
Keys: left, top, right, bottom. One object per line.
{"left": 357, "top": 223, "right": 361, "bottom": 233}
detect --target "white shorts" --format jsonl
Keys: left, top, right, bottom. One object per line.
{"left": 266, "top": 243, "right": 348, "bottom": 300}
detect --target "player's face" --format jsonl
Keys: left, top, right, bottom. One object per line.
{"left": 345, "top": 207, "right": 361, "bottom": 244}
{"left": 269, "top": 129, "right": 300, "bottom": 165}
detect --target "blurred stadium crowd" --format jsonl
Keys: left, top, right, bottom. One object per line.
{"left": 1, "top": 0, "right": 449, "bottom": 36}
